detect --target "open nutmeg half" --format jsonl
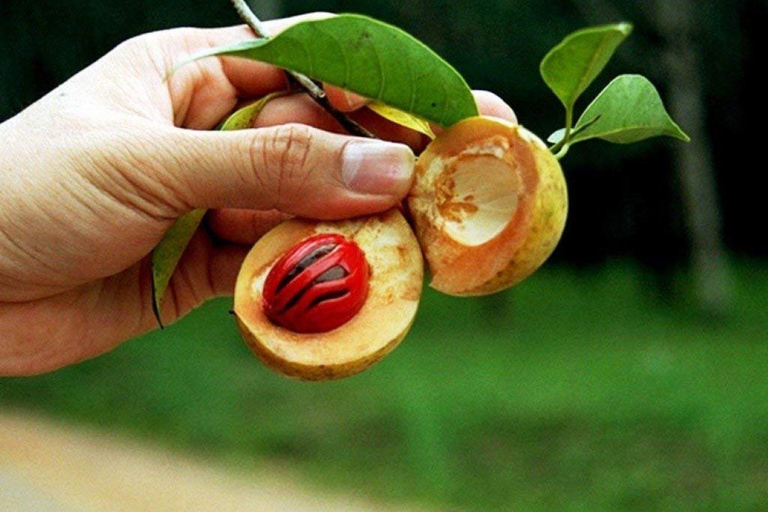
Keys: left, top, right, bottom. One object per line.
{"left": 408, "top": 116, "right": 568, "bottom": 296}
{"left": 234, "top": 210, "right": 423, "bottom": 380}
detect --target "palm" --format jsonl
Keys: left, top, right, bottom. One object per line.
{"left": 0, "top": 29, "right": 257, "bottom": 372}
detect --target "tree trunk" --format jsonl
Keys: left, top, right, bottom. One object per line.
{"left": 654, "top": 0, "right": 732, "bottom": 316}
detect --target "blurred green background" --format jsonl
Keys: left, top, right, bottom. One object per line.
{"left": 1, "top": 0, "right": 767, "bottom": 510}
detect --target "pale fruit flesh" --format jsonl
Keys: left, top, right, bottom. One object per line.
{"left": 408, "top": 116, "right": 568, "bottom": 296}
{"left": 234, "top": 209, "right": 423, "bottom": 381}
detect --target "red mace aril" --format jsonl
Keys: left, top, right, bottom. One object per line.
{"left": 261, "top": 233, "right": 370, "bottom": 333}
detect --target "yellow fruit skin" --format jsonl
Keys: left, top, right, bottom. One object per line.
{"left": 408, "top": 116, "right": 568, "bottom": 296}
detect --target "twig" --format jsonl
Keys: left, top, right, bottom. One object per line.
{"left": 229, "top": 0, "right": 375, "bottom": 138}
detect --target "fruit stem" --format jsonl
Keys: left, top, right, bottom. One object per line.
{"left": 553, "top": 143, "right": 570, "bottom": 160}
{"left": 550, "top": 103, "right": 575, "bottom": 155}
{"left": 229, "top": 0, "right": 375, "bottom": 139}
{"left": 563, "top": 104, "right": 574, "bottom": 144}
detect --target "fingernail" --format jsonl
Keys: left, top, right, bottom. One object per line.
{"left": 341, "top": 141, "right": 414, "bottom": 196}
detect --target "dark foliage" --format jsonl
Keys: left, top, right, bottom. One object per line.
{"left": 1, "top": 0, "right": 765, "bottom": 270}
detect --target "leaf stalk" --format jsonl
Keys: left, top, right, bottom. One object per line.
{"left": 553, "top": 143, "right": 570, "bottom": 160}
{"left": 229, "top": 0, "right": 375, "bottom": 138}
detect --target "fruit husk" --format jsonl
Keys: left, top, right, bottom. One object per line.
{"left": 408, "top": 116, "right": 568, "bottom": 296}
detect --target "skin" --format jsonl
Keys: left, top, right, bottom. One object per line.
{"left": 0, "top": 13, "right": 516, "bottom": 376}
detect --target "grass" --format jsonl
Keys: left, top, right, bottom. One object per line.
{"left": 2, "top": 260, "right": 768, "bottom": 511}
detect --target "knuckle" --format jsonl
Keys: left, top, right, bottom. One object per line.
{"left": 245, "top": 124, "right": 318, "bottom": 209}
{"left": 114, "top": 32, "right": 150, "bottom": 52}
{"left": 115, "top": 31, "right": 165, "bottom": 58}
{"left": 270, "top": 124, "right": 316, "bottom": 206}
{"left": 110, "top": 32, "right": 167, "bottom": 76}
{"left": 275, "top": 124, "right": 315, "bottom": 177}
{"left": 113, "top": 27, "right": 203, "bottom": 78}
{"left": 122, "top": 27, "right": 195, "bottom": 50}
{"left": 245, "top": 132, "right": 274, "bottom": 201}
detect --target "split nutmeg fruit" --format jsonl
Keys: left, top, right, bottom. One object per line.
{"left": 409, "top": 116, "right": 568, "bottom": 296}
{"left": 234, "top": 210, "right": 423, "bottom": 380}
{"left": 233, "top": 116, "right": 568, "bottom": 380}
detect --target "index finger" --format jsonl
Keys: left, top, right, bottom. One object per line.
{"left": 158, "top": 13, "right": 333, "bottom": 128}
{"left": 324, "top": 86, "right": 369, "bottom": 112}
{"left": 211, "top": 13, "right": 336, "bottom": 97}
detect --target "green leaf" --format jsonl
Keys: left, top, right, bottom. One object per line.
{"left": 151, "top": 208, "right": 206, "bottom": 327}
{"left": 368, "top": 101, "right": 436, "bottom": 139}
{"left": 559, "top": 75, "right": 690, "bottom": 145}
{"left": 150, "top": 93, "right": 283, "bottom": 326}
{"left": 540, "top": 23, "right": 633, "bottom": 111}
{"left": 186, "top": 14, "right": 478, "bottom": 126}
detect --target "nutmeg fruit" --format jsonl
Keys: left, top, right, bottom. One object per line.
{"left": 407, "top": 116, "right": 568, "bottom": 296}
{"left": 233, "top": 209, "right": 423, "bottom": 380}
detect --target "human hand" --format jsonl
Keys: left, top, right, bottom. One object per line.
{"left": 0, "top": 13, "right": 516, "bottom": 375}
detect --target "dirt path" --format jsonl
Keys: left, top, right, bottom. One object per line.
{"left": 0, "top": 411, "right": 429, "bottom": 512}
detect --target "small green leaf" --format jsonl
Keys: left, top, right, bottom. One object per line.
{"left": 548, "top": 129, "right": 566, "bottom": 145}
{"left": 540, "top": 23, "right": 633, "bottom": 111}
{"left": 185, "top": 14, "right": 478, "bottom": 126}
{"left": 150, "top": 93, "right": 283, "bottom": 326}
{"left": 368, "top": 101, "right": 436, "bottom": 139}
{"left": 151, "top": 208, "right": 206, "bottom": 327}
{"left": 563, "top": 75, "right": 690, "bottom": 145}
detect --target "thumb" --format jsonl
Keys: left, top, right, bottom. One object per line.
{"left": 154, "top": 124, "right": 414, "bottom": 219}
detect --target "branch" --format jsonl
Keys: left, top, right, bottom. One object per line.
{"left": 229, "top": 0, "right": 375, "bottom": 138}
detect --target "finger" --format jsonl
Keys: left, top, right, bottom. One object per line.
{"left": 430, "top": 90, "right": 517, "bottom": 137}
{"left": 324, "top": 85, "right": 369, "bottom": 112}
{"left": 474, "top": 90, "right": 517, "bottom": 123}
{"left": 151, "top": 123, "right": 415, "bottom": 219}
{"left": 323, "top": 89, "right": 516, "bottom": 122}
{"left": 253, "top": 93, "right": 344, "bottom": 133}
{"left": 213, "top": 13, "right": 335, "bottom": 97}
{"left": 192, "top": 13, "right": 335, "bottom": 97}
{"left": 0, "top": 232, "right": 247, "bottom": 376}
{"left": 350, "top": 108, "right": 426, "bottom": 151}
{"left": 250, "top": 85, "right": 423, "bottom": 152}
{"left": 158, "top": 13, "right": 334, "bottom": 128}
{"left": 150, "top": 230, "right": 249, "bottom": 326}
{"left": 207, "top": 209, "right": 290, "bottom": 245}
{"left": 253, "top": 93, "right": 424, "bottom": 151}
